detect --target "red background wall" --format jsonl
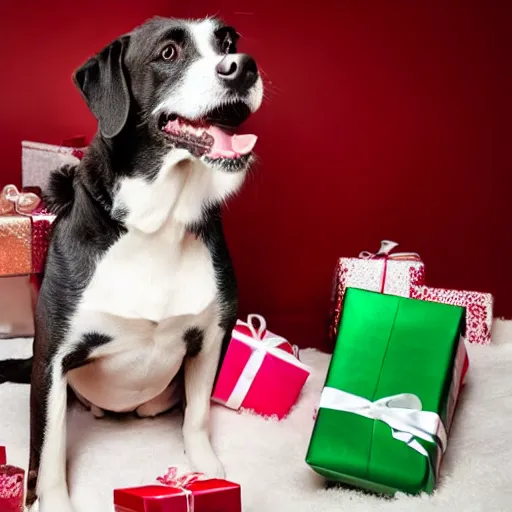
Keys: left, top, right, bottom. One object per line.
{"left": 1, "top": 1, "right": 510, "bottom": 349}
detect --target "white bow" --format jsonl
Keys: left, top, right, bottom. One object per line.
{"left": 359, "top": 239, "right": 421, "bottom": 261}
{"left": 222, "top": 315, "right": 307, "bottom": 410}
{"left": 319, "top": 387, "right": 447, "bottom": 458}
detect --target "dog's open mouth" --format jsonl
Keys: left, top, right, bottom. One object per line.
{"left": 159, "top": 102, "right": 257, "bottom": 164}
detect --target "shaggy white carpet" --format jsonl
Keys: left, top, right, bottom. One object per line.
{"left": 0, "top": 320, "right": 511, "bottom": 512}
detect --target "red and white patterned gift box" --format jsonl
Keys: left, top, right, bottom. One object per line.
{"left": 329, "top": 240, "right": 426, "bottom": 343}
{"left": 411, "top": 285, "right": 493, "bottom": 345}
{"left": 0, "top": 446, "right": 25, "bottom": 512}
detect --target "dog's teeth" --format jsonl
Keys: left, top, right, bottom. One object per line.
{"left": 178, "top": 124, "right": 204, "bottom": 138}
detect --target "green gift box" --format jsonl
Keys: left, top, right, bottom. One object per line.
{"left": 306, "top": 288, "right": 468, "bottom": 496}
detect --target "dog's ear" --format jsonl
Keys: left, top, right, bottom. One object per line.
{"left": 74, "top": 36, "right": 131, "bottom": 139}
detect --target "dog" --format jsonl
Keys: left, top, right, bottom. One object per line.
{"left": 0, "top": 16, "right": 263, "bottom": 512}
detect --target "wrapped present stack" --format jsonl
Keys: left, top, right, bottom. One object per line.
{"left": 0, "top": 446, "right": 25, "bottom": 512}
{"left": 0, "top": 184, "right": 56, "bottom": 338}
{"left": 329, "top": 240, "right": 425, "bottom": 343}
{"left": 114, "top": 467, "right": 241, "bottom": 512}
{"left": 0, "top": 138, "right": 84, "bottom": 338}
{"left": 0, "top": 184, "right": 55, "bottom": 277}
{"left": 308, "top": 288, "right": 468, "bottom": 495}
{"left": 329, "top": 240, "right": 493, "bottom": 345}
{"left": 212, "top": 314, "right": 310, "bottom": 419}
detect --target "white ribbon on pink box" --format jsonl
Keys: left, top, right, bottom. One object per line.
{"left": 212, "top": 314, "right": 310, "bottom": 419}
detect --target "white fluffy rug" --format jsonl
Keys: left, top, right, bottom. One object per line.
{"left": 1, "top": 320, "right": 511, "bottom": 512}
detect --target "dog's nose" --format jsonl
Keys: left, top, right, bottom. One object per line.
{"left": 216, "top": 54, "right": 258, "bottom": 91}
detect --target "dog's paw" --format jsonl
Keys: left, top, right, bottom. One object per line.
{"left": 184, "top": 428, "right": 226, "bottom": 479}
{"left": 26, "top": 498, "right": 39, "bottom": 512}
{"left": 190, "top": 452, "right": 225, "bottom": 479}
{"left": 197, "top": 457, "right": 226, "bottom": 480}
{"left": 30, "top": 488, "right": 75, "bottom": 512}
{"left": 188, "top": 445, "right": 225, "bottom": 479}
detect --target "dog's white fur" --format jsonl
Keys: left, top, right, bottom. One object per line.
{"left": 31, "top": 19, "right": 263, "bottom": 512}
{"left": 153, "top": 19, "right": 264, "bottom": 120}
{"left": 114, "top": 149, "right": 247, "bottom": 234}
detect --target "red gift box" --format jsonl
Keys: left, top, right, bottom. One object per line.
{"left": 328, "top": 240, "right": 426, "bottom": 343}
{"left": 0, "top": 447, "right": 25, "bottom": 512}
{"left": 114, "top": 468, "right": 241, "bottom": 512}
{"left": 211, "top": 314, "right": 310, "bottom": 419}
{"left": 411, "top": 285, "right": 493, "bottom": 345}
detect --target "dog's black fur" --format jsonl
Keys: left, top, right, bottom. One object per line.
{"left": 0, "top": 16, "right": 261, "bottom": 510}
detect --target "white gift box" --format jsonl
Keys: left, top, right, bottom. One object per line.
{"left": 21, "top": 141, "right": 85, "bottom": 191}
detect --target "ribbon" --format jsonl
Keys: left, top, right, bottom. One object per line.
{"left": 157, "top": 467, "right": 205, "bottom": 512}
{"left": 319, "top": 387, "right": 447, "bottom": 468}
{"left": 358, "top": 240, "right": 421, "bottom": 261}
{"left": 0, "top": 184, "right": 41, "bottom": 216}
{"left": 223, "top": 314, "right": 306, "bottom": 410}
{"left": 358, "top": 240, "right": 421, "bottom": 293}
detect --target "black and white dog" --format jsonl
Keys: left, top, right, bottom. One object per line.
{"left": 0, "top": 16, "right": 263, "bottom": 512}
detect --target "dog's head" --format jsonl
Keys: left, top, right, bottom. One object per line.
{"left": 74, "top": 17, "right": 263, "bottom": 175}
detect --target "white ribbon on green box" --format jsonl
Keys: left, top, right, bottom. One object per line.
{"left": 319, "top": 387, "right": 447, "bottom": 458}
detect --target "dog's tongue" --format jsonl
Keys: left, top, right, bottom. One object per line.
{"left": 206, "top": 125, "right": 258, "bottom": 159}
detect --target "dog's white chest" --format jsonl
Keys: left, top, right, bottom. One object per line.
{"left": 80, "top": 221, "right": 217, "bottom": 322}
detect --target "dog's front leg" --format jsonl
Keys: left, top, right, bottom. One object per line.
{"left": 183, "top": 324, "right": 225, "bottom": 479}
{"left": 27, "top": 346, "right": 74, "bottom": 512}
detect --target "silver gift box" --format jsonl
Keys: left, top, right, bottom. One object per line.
{"left": 21, "top": 141, "right": 84, "bottom": 192}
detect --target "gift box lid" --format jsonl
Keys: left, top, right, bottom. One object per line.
{"left": 307, "top": 288, "right": 466, "bottom": 495}
{"left": 114, "top": 479, "right": 241, "bottom": 512}
{"left": 114, "top": 485, "right": 185, "bottom": 512}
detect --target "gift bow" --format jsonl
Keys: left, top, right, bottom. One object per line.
{"left": 359, "top": 240, "right": 421, "bottom": 262}
{"left": 157, "top": 467, "right": 205, "bottom": 512}
{"left": 223, "top": 314, "right": 305, "bottom": 410}
{"left": 319, "top": 387, "right": 447, "bottom": 461}
{"left": 0, "top": 184, "right": 41, "bottom": 216}
{"left": 357, "top": 240, "right": 421, "bottom": 293}
{"left": 238, "top": 314, "right": 300, "bottom": 357}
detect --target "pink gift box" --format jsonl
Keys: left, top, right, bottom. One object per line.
{"left": 411, "top": 285, "right": 493, "bottom": 345}
{"left": 329, "top": 240, "right": 426, "bottom": 343}
{"left": 212, "top": 314, "right": 310, "bottom": 419}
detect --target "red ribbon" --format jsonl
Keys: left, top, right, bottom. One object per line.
{"left": 157, "top": 467, "right": 204, "bottom": 488}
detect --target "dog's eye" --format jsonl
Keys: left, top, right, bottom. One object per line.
{"left": 222, "top": 38, "right": 236, "bottom": 54}
{"left": 161, "top": 44, "right": 178, "bottom": 61}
